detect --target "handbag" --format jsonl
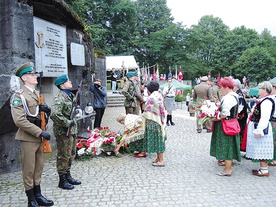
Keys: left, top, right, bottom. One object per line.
{"left": 221, "top": 118, "right": 241, "bottom": 136}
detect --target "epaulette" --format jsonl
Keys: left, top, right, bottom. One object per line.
{"left": 15, "top": 89, "right": 23, "bottom": 94}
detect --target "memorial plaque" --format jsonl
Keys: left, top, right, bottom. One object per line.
{"left": 33, "top": 17, "right": 68, "bottom": 77}
{"left": 70, "top": 42, "right": 85, "bottom": 66}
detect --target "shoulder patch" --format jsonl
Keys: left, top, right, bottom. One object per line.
{"left": 12, "top": 97, "right": 21, "bottom": 106}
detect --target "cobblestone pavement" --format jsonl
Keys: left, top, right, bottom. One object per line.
{"left": 1, "top": 104, "right": 276, "bottom": 207}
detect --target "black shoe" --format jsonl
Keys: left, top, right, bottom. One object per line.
{"left": 170, "top": 122, "right": 175, "bottom": 126}
{"left": 34, "top": 185, "right": 54, "bottom": 206}
{"left": 66, "top": 171, "right": 81, "bottom": 185}
{"left": 26, "top": 189, "right": 39, "bottom": 207}
{"left": 58, "top": 174, "right": 74, "bottom": 190}
{"left": 166, "top": 123, "right": 170, "bottom": 126}
{"left": 197, "top": 129, "right": 202, "bottom": 133}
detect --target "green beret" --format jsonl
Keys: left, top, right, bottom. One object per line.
{"left": 54, "top": 75, "right": 69, "bottom": 87}
{"left": 126, "top": 72, "right": 137, "bottom": 78}
{"left": 16, "top": 62, "right": 35, "bottom": 77}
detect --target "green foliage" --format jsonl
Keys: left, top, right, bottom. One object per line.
{"left": 63, "top": 0, "right": 276, "bottom": 83}
{"left": 175, "top": 94, "right": 183, "bottom": 102}
{"left": 234, "top": 46, "right": 275, "bottom": 83}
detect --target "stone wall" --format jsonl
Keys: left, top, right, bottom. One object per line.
{"left": 0, "top": 0, "right": 96, "bottom": 174}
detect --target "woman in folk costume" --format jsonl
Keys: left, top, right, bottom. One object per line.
{"left": 233, "top": 79, "right": 248, "bottom": 145}
{"left": 114, "top": 113, "right": 145, "bottom": 155}
{"left": 162, "top": 78, "right": 176, "bottom": 126}
{"left": 210, "top": 77, "right": 241, "bottom": 176}
{"left": 268, "top": 81, "right": 276, "bottom": 166}
{"left": 246, "top": 81, "right": 275, "bottom": 176}
{"left": 143, "top": 81, "right": 166, "bottom": 166}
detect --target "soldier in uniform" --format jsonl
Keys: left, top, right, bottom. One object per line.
{"left": 209, "top": 77, "right": 222, "bottom": 102}
{"left": 121, "top": 72, "right": 144, "bottom": 115}
{"left": 10, "top": 62, "right": 53, "bottom": 207}
{"left": 193, "top": 76, "right": 212, "bottom": 133}
{"left": 50, "top": 75, "right": 81, "bottom": 190}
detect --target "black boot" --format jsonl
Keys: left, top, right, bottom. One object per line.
{"left": 58, "top": 174, "right": 74, "bottom": 190}
{"left": 166, "top": 115, "right": 170, "bottom": 126}
{"left": 170, "top": 115, "right": 175, "bottom": 126}
{"left": 26, "top": 188, "right": 39, "bottom": 207}
{"left": 34, "top": 185, "right": 54, "bottom": 206}
{"left": 66, "top": 171, "right": 81, "bottom": 185}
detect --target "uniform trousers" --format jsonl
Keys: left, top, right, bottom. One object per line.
{"left": 21, "top": 141, "right": 44, "bottom": 190}
{"left": 56, "top": 134, "right": 76, "bottom": 175}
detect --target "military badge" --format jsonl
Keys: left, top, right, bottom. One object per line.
{"left": 12, "top": 98, "right": 21, "bottom": 106}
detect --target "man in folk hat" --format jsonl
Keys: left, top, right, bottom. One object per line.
{"left": 10, "top": 62, "right": 53, "bottom": 207}
{"left": 193, "top": 76, "right": 212, "bottom": 133}
{"left": 50, "top": 75, "right": 81, "bottom": 190}
{"left": 122, "top": 71, "right": 144, "bottom": 115}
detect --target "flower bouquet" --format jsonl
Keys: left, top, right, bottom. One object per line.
{"left": 76, "top": 126, "right": 121, "bottom": 158}
{"left": 101, "top": 137, "right": 116, "bottom": 155}
{"left": 198, "top": 100, "right": 219, "bottom": 126}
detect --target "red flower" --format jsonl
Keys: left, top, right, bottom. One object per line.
{"left": 76, "top": 142, "right": 83, "bottom": 149}
{"left": 85, "top": 141, "right": 90, "bottom": 148}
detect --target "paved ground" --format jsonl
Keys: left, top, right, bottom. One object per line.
{"left": 1, "top": 102, "right": 276, "bottom": 207}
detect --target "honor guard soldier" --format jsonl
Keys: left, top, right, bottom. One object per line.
{"left": 50, "top": 75, "right": 81, "bottom": 190}
{"left": 122, "top": 72, "right": 144, "bottom": 115}
{"left": 10, "top": 62, "right": 53, "bottom": 207}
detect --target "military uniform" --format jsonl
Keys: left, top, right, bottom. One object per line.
{"left": 122, "top": 73, "right": 143, "bottom": 115}
{"left": 193, "top": 76, "right": 212, "bottom": 133}
{"left": 210, "top": 82, "right": 221, "bottom": 102}
{"left": 50, "top": 74, "right": 81, "bottom": 190}
{"left": 11, "top": 62, "right": 53, "bottom": 207}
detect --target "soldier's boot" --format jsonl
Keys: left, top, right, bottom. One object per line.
{"left": 58, "top": 174, "right": 74, "bottom": 190}
{"left": 34, "top": 185, "right": 54, "bottom": 206}
{"left": 26, "top": 188, "right": 39, "bottom": 207}
{"left": 66, "top": 171, "right": 81, "bottom": 185}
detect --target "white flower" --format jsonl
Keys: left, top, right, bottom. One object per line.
{"left": 77, "top": 148, "right": 85, "bottom": 156}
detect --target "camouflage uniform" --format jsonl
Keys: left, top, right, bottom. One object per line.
{"left": 50, "top": 90, "right": 77, "bottom": 175}
{"left": 122, "top": 79, "right": 143, "bottom": 115}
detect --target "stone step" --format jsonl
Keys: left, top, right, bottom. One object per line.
{"left": 106, "top": 93, "right": 124, "bottom": 107}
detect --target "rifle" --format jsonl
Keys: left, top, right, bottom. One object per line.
{"left": 66, "top": 79, "right": 83, "bottom": 136}
{"left": 38, "top": 71, "right": 52, "bottom": 153}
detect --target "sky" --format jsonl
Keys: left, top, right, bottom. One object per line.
{"left": 166, "top": 0, "right": 276, "bottom": 36}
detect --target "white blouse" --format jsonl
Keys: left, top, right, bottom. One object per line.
{"left": 220, "top": 92, "right": 238, "bottom": 117}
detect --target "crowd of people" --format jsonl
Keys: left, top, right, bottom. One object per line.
{"left": 10, "top": 61, "right": 276, "bottom": 206}
{"left": 192, "top": 76, "right": 276, "bottom": 177}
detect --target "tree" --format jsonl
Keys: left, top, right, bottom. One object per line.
{"left": 132, "top": 0, "right": 174, "bottom": 67}
{"left": 234, "top": 46, "right": 275, "bottom": 83}
{"left": 187, "top": 15, "right": 229, "bottom": 77}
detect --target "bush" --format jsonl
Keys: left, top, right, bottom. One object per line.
{"left": 175, "top": 94, "right": 183, "bottom": 102}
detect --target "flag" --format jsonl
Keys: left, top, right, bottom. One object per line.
{"left": 147, "top": 65, "right": 150, "bottom": 79}
{"left": 156, "top": 64, "right": 159, "bottom": 80}
{"left": 153, "top": 66, "right": 156, "bottom": 81}
{"left": 217, "top": 73, "right": 221, "bottom": 84}
{"left": 178, "top": 66, "right": 183, "bottom": 82}
{"left": 168, "top": 67, "right": 172, "bottom": 79}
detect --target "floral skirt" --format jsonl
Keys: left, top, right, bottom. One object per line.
{"left": 210, "top": 121, "right": 241, "bottom": 162}
{"left": 129, "top": 119, "right": 166, "bottom": 153}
